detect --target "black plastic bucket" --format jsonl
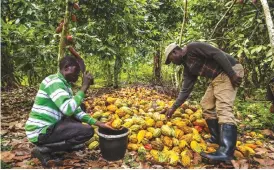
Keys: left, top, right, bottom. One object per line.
{"left": 97, "top": 127, "right": 129, "bottom": 161}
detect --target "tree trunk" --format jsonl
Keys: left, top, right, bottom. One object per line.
{"left": 1, "top": 45, "right": 19, "bottom": 91}
{"left": 57, "top": 0, "right": 70, "bottom": 70}
{"left": 104, "top": 58, "right": 113, "bottom": 87}
{"left": 153, "top": 50, "right": 162, "bottom": 85}
{"left": 260, "top": 0, "right": 274, "bottom": 67}
{"left": 113, "top": 55, "right": 122, "bottom": 88}
{"left": 174, "top": 0, "right": 187, "bottom": 90}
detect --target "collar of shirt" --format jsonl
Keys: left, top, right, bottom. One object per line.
{"left": 57, "top": 72, "right": 72, "bottom": 88}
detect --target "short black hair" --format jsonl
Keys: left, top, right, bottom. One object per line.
{"left": 59, "top": 55, "right": 79, "bottom": 70}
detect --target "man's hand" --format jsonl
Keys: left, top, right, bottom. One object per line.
{"left": 81, "top": 71, "right": 94, "bottom": 93}
{"left": 230, "top": 74, "right": 242, "bottom": 88}
{"left": 165, "top": 108, "right": 176, "bottom": 119}
{"left": 95, "top": 121, "right": 115, "bottom": 130}
{"left": 270, "top": 103, "right": 274, "bottom": 113}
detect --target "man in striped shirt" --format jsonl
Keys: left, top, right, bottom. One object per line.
{"left": 25, "top": 56, "right": 112, "bottom": 167}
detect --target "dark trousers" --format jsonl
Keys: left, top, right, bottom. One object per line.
{"left": 36, "top": 116, "right": 94, "bottom": 148}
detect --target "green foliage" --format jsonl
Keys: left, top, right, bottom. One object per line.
{"left": 235, "top": 100, "right": 274, "bottom": 130}
{"left": 1, "top": 0, "right": 272, "bottom": 95}
{"left": 1, "top": 161, "right": 12, "bottom": 169}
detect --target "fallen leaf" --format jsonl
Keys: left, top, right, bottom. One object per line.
{"left": 254, "top": 157, "right": 274, "bottom": 166}
{"left": 269, "top": 146, "right": 274, "bottom": 152}
{"left": 140, "top": 161, "right": 150, "bottom": 169}
{"left": 192, "top": 152, "right": 202, "bottom": 165}
{"left": 74, "top": 163, "right": 82, "bottom": 167}
{"left": 13, "top": 155, "right": 31, "bottom": 161}
{"left": 231, "top": 159, "right": 249, "bottom": 169}
{"left": 268, "top": 153, "right": 274, "bottom": 159}
{"left": 1, "top": 151, "right": 16, "bottom": 162}
{"left": 255, "top": 148, "right": 268, "bottom": 156}
{"left": 151, "top": 164, "right": 164, "bottom": 169}
{"left": 0, "top": 130, "right": 8, "bottom": 136}
{"left": 14, "top": 160, "right": 33, "bottom": 169}
{"left": 261, "top": 129, "right": 273, "bottom": 137}
{"left": 231, "top": 160, "right": 240, "bottom": 169}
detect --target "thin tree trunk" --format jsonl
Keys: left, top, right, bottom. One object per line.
{"left": 1, "top": 45, "right": 19, "bottom": 90}
{"left": 260, "top": 0, "right": 274, "bottom": 67}
{"left": 113, "top": 55, "right": 122, "bottom": 88}
{"left": 153, "top": 50, "right": 162, "bottom": 85}
{"left": 179, "top": 0, "right": 187, "bottom": 46}
{"left": 57, "top": 0, "right": 70, "bottom": 70}
{"left": 175, "top": 0, "right": 187, "bottom": 90}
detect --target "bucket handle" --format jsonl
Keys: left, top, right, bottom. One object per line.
{"left": 95, "top": 129, "right": 129, "bottom": 139}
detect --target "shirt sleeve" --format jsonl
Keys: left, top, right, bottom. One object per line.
{"left": 74, "top": 107, "right": 97, "bottom": 125}
{"left": 189, "top": 42, "right": 236, "bottom": 78}
{"left": 45, "top": 79, "right": 85, "bottom": 116}
{"left": 172, "top": 68, "right": 197, "bottom": 110}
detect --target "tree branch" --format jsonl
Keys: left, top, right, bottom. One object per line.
{"left": 210, "top": 0, "right": 237, "bottom": 39}
{"left": 179, "top": 0, "right": 187, "bottom": 46}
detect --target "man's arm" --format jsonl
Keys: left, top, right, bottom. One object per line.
{"left": 74, "top": 107, "right": 97, "bottom": 125}
{"left": 172, "top": 69, "right": 198, "bottom": 110}
{"left": 45, "top": 79, "right": 85, "bottom": 116}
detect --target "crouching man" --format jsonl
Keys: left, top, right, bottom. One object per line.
{"left": 25, "top": 56, "right": 112, "bottom": 167}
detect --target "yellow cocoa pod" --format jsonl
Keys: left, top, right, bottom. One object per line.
{"left": 122, "top": 120, "right": 133, "bottom": 128}
{"left": 168, "top": 151, "right": 179, "bottom": 166}
{"left": 172, "top": 138, "right": 179, "bottom": 146}
{"left": 111, "top": 119, "right": 122, "bottom": 129}
{"left": 137, "top": 130, "right": 146, "bottom": 143}
{"left": 175, "top": 129, "right": 184, "bottom": 139}
{"left": 179, "top": 140, "right": 188, "bottom": 149}
{"left": 129, "top": 134, "right": 138, "bottom": 144}
{"left": 106, "top": 97, "right": 117, "bottom": 104}
{"left": 115, "top": 109, "right": 126, "bottom": 117}
{"left": 185, "top": 109, "right": 194, "bottom": 115}
{"left": 88, "top": 141, "right": 99, "bottom": 150}
{"left": 153, "top": 128, "right": 161, "bottom": 138}
{"left": 155, "top": 121, "right": 164, "bottom": 128}
{"left": 147, "top": 127, "right": 155, "bottom": 133}
{"left": 150, "top": 149, "right": 159, "bottom": 161}
{"left": 190, "top": 141, "right": 202, "bottom": 153}
{"left": 181, "top": 154, "right": 191, "bottom": 167}
{"left": 172, "top": 146, "right": 181, "bottom": 153}
{"left": 107, "top": 104, "right": 118, "bottom": 112}
{"left": 127, "top": 143, "right": 138, "bottom": 151}
{"left": 163, "top": 136, "right": 173, "bottom": 148}
{"left": 145, "top": 118, "right": 155, "bottom": 127}
{"left": 145, "top": 131, "right": 153, "bottom": 140}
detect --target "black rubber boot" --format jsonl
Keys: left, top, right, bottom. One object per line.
{"left": 205, "top": 119, "right": 219, "bottom": 144}
{"left": 31, "top": 147, "right": 53, "bottom": 168}
{"left": 201, "top": 124, "right": 237, "bottom": 161}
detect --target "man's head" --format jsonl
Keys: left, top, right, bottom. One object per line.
{"left": 164, "top": 43, "right": 185, "bottom": 65}
{"left": 59, "top": 56, "right": 80, "bottom": 83}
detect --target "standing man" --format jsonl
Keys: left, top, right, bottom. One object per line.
{"left": 25, "top": 56, "right": 112, "bottom": 167}
{"left": 164, "top": 42, "right": 244, "bottom": 161}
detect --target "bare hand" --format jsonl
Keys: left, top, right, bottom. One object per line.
{"left": 230, "top": 74, "right": 242, "bottom": 88}
{"left": 165, "top": 108, "right": 176, "bottom": 119}
{"left": 96, "top": 121, "right": 115, "bottom": 130}
{"left": 81, "top": 71, "right": 94, "bottom": 92}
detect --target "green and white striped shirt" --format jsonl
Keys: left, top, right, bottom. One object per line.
{"left": 25, "top": 72, "right": 97, "bottom": 143}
